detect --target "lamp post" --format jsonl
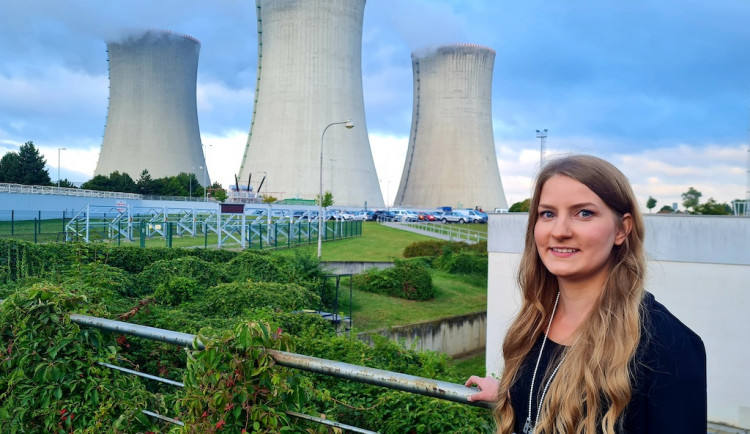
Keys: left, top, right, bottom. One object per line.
{"left": 536, "top": 129, "right": 547, "bottom": 168}
{"left": 202, "top": 142, "right": 211, "bottom": 201}
{"left": 318, "top": 120, "right": 354, "bottom": 259}
{"left": 57, "top": 147, "right": 66, "bottom": 193}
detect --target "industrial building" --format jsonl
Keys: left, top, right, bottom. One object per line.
{"left": 394, "top": 44, "right": 508, "bottom": 211}
{"left": 95, "top": 30, "right": 208, "bottom": 184}
{"left": 238, "top": 0, "right": 384, "bottom": 207}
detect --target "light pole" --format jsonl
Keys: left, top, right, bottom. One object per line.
{"left": 536, "top": 129, "right": 548, "bottom": 168}
{"left": 202, "top": 142, "right": 211, "bottom": 201}
{"left": 189, "top": 168, "right": 194, "bottom": 200}
{"left": 57, "top": 147, "right": 66, "bottom": 192}
{"left": 318, "top": 119, "right": 354, "bottom": 259}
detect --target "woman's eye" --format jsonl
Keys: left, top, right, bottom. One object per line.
{"left": 578, "top": 209, "right": 595, "bottom": 218}
{"left": 539, "top": 210, "right": 554, "bottom": 218}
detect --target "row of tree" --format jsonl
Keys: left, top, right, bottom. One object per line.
{"left": 646, "top": 187, "right": 737, "bottom": 215}
{"left": 508, "top": 187, "right": 738, "bottom": 216}
{"left": 0, "top": 141, "right": 228, "bottom": 201}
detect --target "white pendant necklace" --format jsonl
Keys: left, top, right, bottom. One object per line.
{"left": 522, "top": 292, "right": 568, "bottom": 434}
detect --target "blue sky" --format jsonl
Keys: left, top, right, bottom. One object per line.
{"left": 0, "top": 0, "right": 748, "bottom": 209}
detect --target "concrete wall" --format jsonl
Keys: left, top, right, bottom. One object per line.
{"left": 394, "top": 45, "right": 508, "bottom": 211}
{"left": 486, "top": 213, "right": 750, "bottom": 427}
{"left": 238, "top": 0, "right": 383, "bottom": 207}
{"left": 359, "top": 311, "right": 487, "bottom": 358}
{"left": 322, "top": 261, "right": 394, "bottom": 275}
{"left": 97, "top": 30, "right": 208, "bottom": 182}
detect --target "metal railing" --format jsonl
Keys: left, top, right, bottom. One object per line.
{"left": 391, "top": 221, "right": 487, "bottom": 243}
{"left": 0, "top": 183, "right": 142, "bottom": 199}
{"left": 69, "top": 314, "right": 489, "bottom": 431}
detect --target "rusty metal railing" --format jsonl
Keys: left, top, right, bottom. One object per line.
{"left": 69, "top": 313, "right": 490, "bottom": 432}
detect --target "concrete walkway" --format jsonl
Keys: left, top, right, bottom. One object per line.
{"left": 380, "top": 222, "right": 454, "bottom": 241}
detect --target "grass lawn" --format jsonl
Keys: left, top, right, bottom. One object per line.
{"left": 334, "top": 271, "right": 487, "bottom": 332}
{"left": 451, "top": 351, "right": 486, "bottom": 378}
{"left": 276, "top": 222, "right": 436, "bottom": 261}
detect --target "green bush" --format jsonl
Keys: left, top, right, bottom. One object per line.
{"left": 434, "top": 251, "right": 488, "bottom": 275}
{"left": 186, "top": 281, "right": 321, "bottom": 318}
{"left": 353, "top": 260, "right": 434, "bottom": 300}
{"left": 178, "top": 321, "right": 311, "bottom": 433}
{"left": 65, "top": 262, "right": 138, "bottom": 298}
{"left": 153, "top": 275, "right": 200, "bottom": 306}
{"left": 139, "top": 256, "right": 224, "bottom": 296}
{"left": 0, "top": 284, "right": 159, "bottom": 433}
{"left": 295, "top": 334, "right": 494, "bottom": 432}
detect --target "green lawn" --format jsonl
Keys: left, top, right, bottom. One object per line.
{"left": 276, "top": 222, "right": 436, "bottom": 261}
{"left": 333, "top": 271, "right": 487, "bottom": 332}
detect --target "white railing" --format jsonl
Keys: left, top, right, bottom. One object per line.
{"left": 0, "top": 183, "right": 142, "bottom": 200}
{"left": 395, "top": 221, "right": 486, "bottom": 243}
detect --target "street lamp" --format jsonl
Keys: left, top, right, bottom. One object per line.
{"left": 318, "top": 119, "right": 354, "bottom": 259}
{"left": 57, "top": 147, "right": 66, "bottom": 193}
{"left": 536, "top": 129, "right": 548, "bottom": 168}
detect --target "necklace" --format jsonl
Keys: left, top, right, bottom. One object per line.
{"left": 522, "top": 292, "right": 568, "bottom": 434}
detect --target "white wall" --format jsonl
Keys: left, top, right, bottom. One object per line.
{"left": 486, "top": 213, "right": 750, "bottom": 427}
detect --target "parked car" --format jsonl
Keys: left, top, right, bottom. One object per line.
{"left": 372, "top": 210, "right": 395, "bottom": 222}
{"left": 453, "top": 209, "right": 485, "bottom": 223}
{"left": 354, "top": 211, "right": 374, "bottom": 221}
{"left": 390, "top": 209, "right": 419, "bottom": 222}
{"left": 440, "top": 211, "right": 469, "bottom": 224}
{"left": 417, "top": 212, "right": 437, "bottom": 222}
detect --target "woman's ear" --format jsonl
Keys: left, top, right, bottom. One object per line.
{"left": 614, "top": 213, "right": 633, "bottom": 246}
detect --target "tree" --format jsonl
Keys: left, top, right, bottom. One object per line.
{"left": 18, "top": 142, "right": 51, "bottom": 185}
{"left": 646, "top": 196, "right": 657, "bottom": 213}
{"left": 0, "top": 141, "right": 51, "bottom": 185}
{"left": 81, "top": 171, "right": 136, "bottom": 193}
{"left": 0, "top": 152, "right": 22, "bottom": 183}
{"left": 509, "top": 198, "right": 531, "bottom": 212}
{"left": 658, "top": 205, "right": 674, "bottom": 214}
{"left": 695, "top": 198, "right": 732, "bottom": 215}
{"left": 210, "top": 182, "right": 228, "bottom": 202}
{"left": 317, "top": 191, "right": 334, "bottom": 208}
{"left": 136, "top": 169, "right": 158, "bottom": 195}
{"left": 681, "top": 187, "right": 702, "bottom": 213}
{"left": 262, "top": 195, "right": 278, "bottom": 203}
{"left": 57, "top": 178, "right": 77, "bottom": 188}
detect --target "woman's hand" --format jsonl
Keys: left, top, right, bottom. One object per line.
{"left": 464, "top": 375, "right": 500, "bottom": 402}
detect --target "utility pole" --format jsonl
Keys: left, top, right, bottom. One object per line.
{"left": 536, "top": 129, "right": 548, "bottom": 168}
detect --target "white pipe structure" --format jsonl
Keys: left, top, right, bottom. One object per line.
{"left": 395, "top": 44, "right": 508, "bottom": 211}
{"left": 238, "top": 0, "right": 383, "bottom": 207}
{"left": 318, "top": 120, "right": 354, "bottom": 259}
{"left": 95, "top": 30, "right": 209, "bottom": 184}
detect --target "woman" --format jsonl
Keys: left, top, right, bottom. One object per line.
{"left": 465, "top": 155, "right": 706, "bottom": 433}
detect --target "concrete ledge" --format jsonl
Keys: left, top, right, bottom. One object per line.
{"left": 358, "top": 311, "right": 486, "bottom": 358}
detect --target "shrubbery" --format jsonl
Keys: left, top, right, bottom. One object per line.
{"left": 0, "top": 285, "right": 160, "bottom": 433}
{"left": 0, "top": 239, "right": 495, "bottom": 432}
{"left": 403, "top": 240, "right": 488, "bottom": 276}
{"left": 352, "top": 259, "right": 434, "bottom": 300}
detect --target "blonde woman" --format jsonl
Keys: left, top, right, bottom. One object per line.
{"left": 466, "top": 155, "right": 706, "bottom": 433}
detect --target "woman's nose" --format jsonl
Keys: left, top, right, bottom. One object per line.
{"left": 550, "top": 216, "right": 572, "bottom": 239}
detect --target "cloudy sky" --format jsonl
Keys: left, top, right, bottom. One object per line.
{"left": 1, "top": 0, "right": 748, "bottom": 210}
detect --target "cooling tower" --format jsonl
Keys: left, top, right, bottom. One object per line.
{"left": 394, "top": 45, "right": 508, "bottom": 211}
{"left": 238, "top": 0, "right": 383, "bottom": 207}
{"left": 95, "top": 30, "right": 208, "bottom": 184}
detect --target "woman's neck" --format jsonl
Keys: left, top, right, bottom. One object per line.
{"left": 547, "top": 282, "right": 602, "bottom": 345}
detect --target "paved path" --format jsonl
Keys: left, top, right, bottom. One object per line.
{"left": 380, "top": 222, "right": 454, "bottom": 241}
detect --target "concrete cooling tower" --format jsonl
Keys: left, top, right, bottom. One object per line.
{"left": 394, "top": 45, "right": 508, "bottom": 211}
{"left": 238, "top": 0, "right": 383, "bottom": 207}
{"left": 95, "top": 30, "right": 208, "bottom": 183}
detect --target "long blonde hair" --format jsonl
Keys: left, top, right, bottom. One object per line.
{"left": 495, "top": 155, "right": 646, "bottom": 433}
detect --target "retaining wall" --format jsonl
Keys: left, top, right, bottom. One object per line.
{"left": 359, "top": 311, "right": 486, "bottom": 358}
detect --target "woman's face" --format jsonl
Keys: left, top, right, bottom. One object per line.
{"left": 534, "top": 175, "right": 631, "bottom": 289}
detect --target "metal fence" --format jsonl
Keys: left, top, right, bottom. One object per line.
{"left": 69, "top": 313, "right": 489, "bottom": 432}
{"left": 393, "top": 221, "right": 487, "bottom": 244}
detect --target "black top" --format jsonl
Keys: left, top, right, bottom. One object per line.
{"left": 509, "top": 292, "right": 706, "bottom": 433}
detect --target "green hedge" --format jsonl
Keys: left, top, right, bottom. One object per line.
{"left": 352, "top": 259, "right": 434, "bottom": 300}
{"left": 402, "top": 240, "right": 488, "bottom": 276}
